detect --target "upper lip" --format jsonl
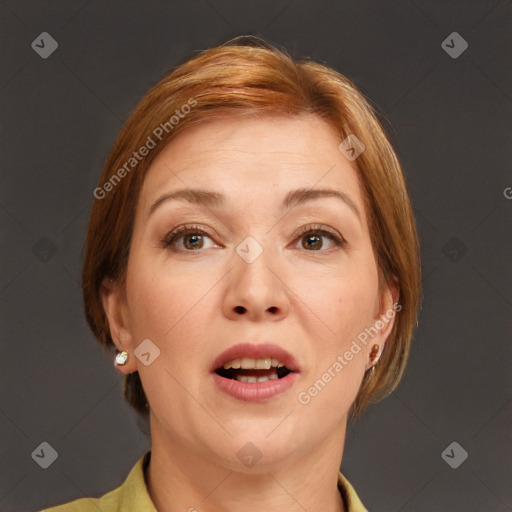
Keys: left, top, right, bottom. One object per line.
{"left": 211, "top": 343, "right": 301, "bottom": 373}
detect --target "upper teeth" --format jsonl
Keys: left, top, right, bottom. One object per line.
{"left": 223, "top": 357, "right": 285, "bottom": 370}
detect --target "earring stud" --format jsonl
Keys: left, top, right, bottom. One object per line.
{"left": 115, "top": 350, "right": 129, "bottom": 366}
{"left": 370, "top": 343, "right": 380, "bottom": 375}
{"left": 370, "top": 343, "right": 380, "bottom": 363}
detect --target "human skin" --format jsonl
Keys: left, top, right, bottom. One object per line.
{"left": 101, "top": 115, "right": 397, "bottom": 512}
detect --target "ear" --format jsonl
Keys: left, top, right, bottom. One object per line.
{"left": 100, "top": 277, "right": 137, "bottom": 374}
{"left": 366, "top": 276, "right": 400, "bottom": 369}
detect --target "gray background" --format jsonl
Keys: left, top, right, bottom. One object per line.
{"left": 1, "top": 1, "right": 511, "bottom": 511}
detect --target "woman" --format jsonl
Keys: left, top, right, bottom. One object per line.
{"left": 43, "top": 36, "right": 421, "bottom": 512}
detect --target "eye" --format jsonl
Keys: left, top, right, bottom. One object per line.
{"left": 161, "top": 224, "right": 220, "bottom": 251}
{"left": 293, "top": 224, "right": 345, "bottom": 252}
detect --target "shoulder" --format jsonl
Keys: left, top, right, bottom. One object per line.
{"left": 338, "top": 472, "right": 368, "bottom": 512}
{"left": 40, "top": 452, "right": 154, "bottom": 512}
{"left": 40, "top": 494, "right": 111, "bottom": 512}
{"left": 40, "top": 487, "right": 121, "bottom": 512}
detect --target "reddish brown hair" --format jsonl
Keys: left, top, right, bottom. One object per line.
{"left": 82, "top": 36, "right": 421, "bottom": 419}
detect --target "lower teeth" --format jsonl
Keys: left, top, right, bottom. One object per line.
{"left": 235, "top": 371, "right": 278, "bottom": 383}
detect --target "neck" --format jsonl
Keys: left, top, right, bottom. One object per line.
{"left": 146, "top": 419, "right": 347, "bottom": 512}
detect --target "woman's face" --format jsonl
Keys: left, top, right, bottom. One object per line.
{"left": 104, "top": 114, "right": 396, "bottom": 470}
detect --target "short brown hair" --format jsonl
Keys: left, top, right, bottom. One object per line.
{"left": 82, "top": 36, "right": 421, "bottom": 420}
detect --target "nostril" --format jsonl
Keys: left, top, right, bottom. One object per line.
{"left": 268, "top": 306, "right": 278, "bottom": 314}
{"left": 234, "top": 306, "right": 246, "bottom": 314}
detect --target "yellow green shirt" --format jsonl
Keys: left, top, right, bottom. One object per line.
{"left": 41, "top": 451, "right": 367, "bottom": 512}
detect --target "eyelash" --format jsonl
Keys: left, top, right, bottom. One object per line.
{"left": 160, "top": 224, "right": 213, "bottom": 249}
{"left": 160, "top": 223, "right": 346, "bottom": 252}
{"left": 293, "top": 224, "right": 346, "bottom": 251}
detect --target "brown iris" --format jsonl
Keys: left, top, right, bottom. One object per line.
{"left": 184, "top": 234, "right": 204, "bottom": 250}
{"left": 302, "top": 234, "right": 322, "bottom": 250}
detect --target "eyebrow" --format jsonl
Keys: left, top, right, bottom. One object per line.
{"left": 283, "top": 188, "right": 361, "bottom": 222}
{"left": 149, "top": 187, "right": 361, "bottom": 223}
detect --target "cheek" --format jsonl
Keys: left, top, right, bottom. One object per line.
{"left": 124, "top": 264, "right": 214, "bottom": 419}
{"left": 298, "top": 281, "right": 373, "bottom": 419}
{"left": 296, "top": 255, "right": 378, "bottom": 407}
{"left": 298, "top": 259, "right": 379, "bottom": 344}
{"left": 335, "top": 283, "right": 378, "bottom": 341}
{"left": 125, "top": 271, "right": 174, "bottom": 338}
{"left": 125, "top": 261, "right": 214, "bottom": 358}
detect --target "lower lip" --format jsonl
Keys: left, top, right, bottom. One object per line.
{"left": 212, "top": 372, "right": 299, "bottom": 402}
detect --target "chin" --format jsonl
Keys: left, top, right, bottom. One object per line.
{"left": 203, "top": 419, "right": 306, "bottom": 470}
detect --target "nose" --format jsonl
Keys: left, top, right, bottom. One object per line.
{"left": 222, "top": 244, "right": 290, "bottom": 322}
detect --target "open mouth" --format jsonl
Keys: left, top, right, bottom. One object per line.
{"left": 215, "top": 357, "right": 293, "bottom": 383}
{"left": 211, "top": 344, "right": 300, "bottom": 401}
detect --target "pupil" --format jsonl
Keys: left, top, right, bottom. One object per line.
{"left": 185, "top": 234, "right": 203, "bottom": 249}
{"left": 304, "top": 235, "right": 321, "bottom": 250}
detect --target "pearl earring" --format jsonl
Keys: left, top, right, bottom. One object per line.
{"left": 115, "top": 350, "right": 129, "bottom": 366}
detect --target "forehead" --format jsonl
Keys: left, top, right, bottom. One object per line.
{"left": 140, "top": 115, "right": 367, "bottom": 222}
